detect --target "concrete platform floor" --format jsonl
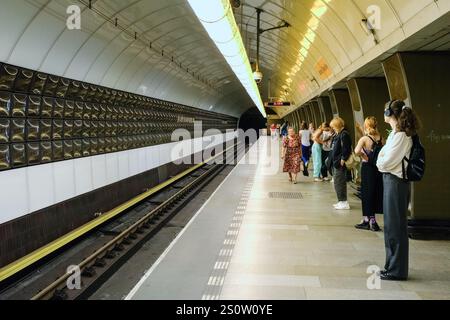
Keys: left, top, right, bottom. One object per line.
{"left": 220, "top": 138, "right": 450, "bottom": 300}
{"left": 128, "top": 137, "right": 450, "bottom": 300}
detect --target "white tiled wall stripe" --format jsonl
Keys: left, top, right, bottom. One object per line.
{"left": 202, "top": 174, "right": 255, "bottom": 301}
{"left": 0, "top": 132, "right": 237, "bottom": 225}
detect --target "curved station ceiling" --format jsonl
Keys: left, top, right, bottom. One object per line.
{"left": 233, "top": 0, "right": 449, "bottom": 118}
{"left": 0, "top": 0, "right": 253, "bottom": 117}
{"left": 0, "top": 0, "right": 448, "bottom": 118}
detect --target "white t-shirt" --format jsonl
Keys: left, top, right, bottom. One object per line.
{"left": 300, "top": 130, "right": 311, "bottom": 146}
{"left": 377, "top": 130, "right": 413, "bottom": 179}
{"left": 321, "top": 131, "right": 333, "bottom": 151}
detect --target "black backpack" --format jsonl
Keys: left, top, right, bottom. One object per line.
{"left": 402, "top": 135, "right": 425, "bottom": 182}
{"left": 366, "top": 136, "right": 383, "bottom": 167}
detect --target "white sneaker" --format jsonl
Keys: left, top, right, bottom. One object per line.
{"left": 334, "top": 201, "right": 350, "bottom": 210}
{"left": 333, "top": 202, "right": 341, "bottom": 208}
{"left": 323, "top": 177, "right": 331, "bottom": 181}
{"left": 314, "top": 178, "right": 323, "bottom": 182}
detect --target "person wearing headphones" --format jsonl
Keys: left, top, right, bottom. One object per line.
{"left": 376, "top": 100, "right": 421, "bottom": 281}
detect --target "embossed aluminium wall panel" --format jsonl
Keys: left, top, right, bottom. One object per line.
{"left": 0, "top": 131, "right": 237, "bottom": 225}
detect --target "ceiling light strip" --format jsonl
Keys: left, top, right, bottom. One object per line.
{"left": 187, "top": 0, "right": 266, "bottom": 117}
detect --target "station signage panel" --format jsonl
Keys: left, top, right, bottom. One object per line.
{"left": 265, "top": 102, "right": 291, "bottom": 107}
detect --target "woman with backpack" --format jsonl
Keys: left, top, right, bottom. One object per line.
{"left": 354, "top": 117, "right": 383, "bottom": 232}
{"left": 376, "top": 100, "right": 421, "bottom": 281}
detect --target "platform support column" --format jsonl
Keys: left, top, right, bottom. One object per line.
{"left": 310, "top": 100, "right": 323, "bottom": 128}
{"left": 317, "top": 96, "right": 334, "bottom": 124}
{"left": 347, "top": 78, "right": 390, "bottom": 141}
{"left": 304, "top": 103, "right": 313, "bottom": 127}
{"left": 382, "top": 52, "right": 450, "bottom": 237}
{"left": 328, "top": 89, "right": 356, "bottom": 145}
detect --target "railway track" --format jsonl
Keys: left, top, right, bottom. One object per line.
{"left": 0, "top": 142, "right": 245, "bottom": 300}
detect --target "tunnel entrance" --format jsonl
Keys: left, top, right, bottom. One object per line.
{"left": 238, "top": 107, "right": 269, "bottom": 138}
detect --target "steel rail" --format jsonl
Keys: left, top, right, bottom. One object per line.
{"left": 31, "top": 142, "right": 241, "bottom": 300}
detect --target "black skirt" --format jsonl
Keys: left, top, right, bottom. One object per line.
{"left": 361, "top": 162, "right": 383, "bottom": 216}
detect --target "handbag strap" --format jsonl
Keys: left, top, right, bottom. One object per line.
{"left": 366, "top": 135, "right": 376, "bottom": 147}
{"left": 402, "top": 156, "right": 409, "bottom": 180}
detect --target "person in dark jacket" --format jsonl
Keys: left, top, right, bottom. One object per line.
{"left": 280, "top": 121, "right": 289, "bottom": 138}
{"left": 330, "top": 117, "right": 352, "bottom": 210}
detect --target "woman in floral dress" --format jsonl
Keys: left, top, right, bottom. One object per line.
{"left": 282, "top": 127, "right": 303, "bottom": 184}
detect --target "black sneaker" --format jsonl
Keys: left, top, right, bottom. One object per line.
{"left": 355, "top": 220, "right": 370, "bottom": 230}
{"left": 380, "top": 272, "right": 407, "bottom": 281}
{"left": 370, "top": 221, "right": 381, "bottom": 232}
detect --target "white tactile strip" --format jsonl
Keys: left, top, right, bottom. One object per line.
{"left": 201, "top": 175, "right": 255, "bottom": 301}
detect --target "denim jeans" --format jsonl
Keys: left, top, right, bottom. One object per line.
{"left": 312, "top": 143, "right": 322, "bottom": 178}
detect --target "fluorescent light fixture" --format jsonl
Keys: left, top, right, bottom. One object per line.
{"left": 187, "top": 0, "right": 266, "bottom": 118}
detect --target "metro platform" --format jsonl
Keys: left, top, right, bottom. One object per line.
{"left": 126, "top": 137, "right": 450, "bottom": 300}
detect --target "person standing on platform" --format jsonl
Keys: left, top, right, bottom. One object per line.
{"left": 312, "top": 124, "right": 324, "bottom": 182}
{"left": 309, "top": 123, "right": 315, "bottom": 147}
{"left": 321, "top": 123, "right": 333, "bottom": 181}
{"left": 281, "top": 121, "right": 289, "bottom": 138}
{"left": 299, "top": 122, "right": 311, "bottom": 177}
{"left": 330, "top": 117, "right": 352, "bottom": 210}
{"left": 376, "top": 100, "right": 420, "bottom": 281}
{"left": 354, "top": 117, "right": 383, "bottom": 232}
{"left": 281, "top": 127, "right": 302, "bottom": 184}
{"left": 270, "top": 123, "right": 277, "bottom": 140}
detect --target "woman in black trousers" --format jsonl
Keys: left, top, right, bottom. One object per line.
{"left": 354, "top": 117, "right": 383, "bottom": 232}
{"left": 376, "top": 100, "right": 421, "bottom": 281}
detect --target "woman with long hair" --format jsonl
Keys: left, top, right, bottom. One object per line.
{"left": 354, "top": 117, "right": 383, "bottom": 231}
{"left": 299, "top": 122, "right": 311, "bottom": 176}
{"left": 376, "top": 100, "right": 421, "bottom": 281}
{"left": 281, "top": 127, "right": 302, "bottom": 184}
{"left": 312, "top": 124, "right": 325, "bottom": 182}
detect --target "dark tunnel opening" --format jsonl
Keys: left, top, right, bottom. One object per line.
{"left": 238, "top": 107, "right": 268, "bottom": 138}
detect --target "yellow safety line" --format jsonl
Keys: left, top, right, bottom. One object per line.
{"left": 0, "top": 144, "right": 237, "bottom": 282}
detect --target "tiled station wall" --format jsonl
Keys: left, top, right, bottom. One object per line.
{"left": 0, "top": 62, "right": 238, "bottom": 266}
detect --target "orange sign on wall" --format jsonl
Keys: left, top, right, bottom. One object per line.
{"left": 315, "top": 57, "right": 332, "bottom": 80}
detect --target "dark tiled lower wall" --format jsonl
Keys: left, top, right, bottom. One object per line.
{"left": 0, "top": 145, "right": 224, "bottom": 268}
